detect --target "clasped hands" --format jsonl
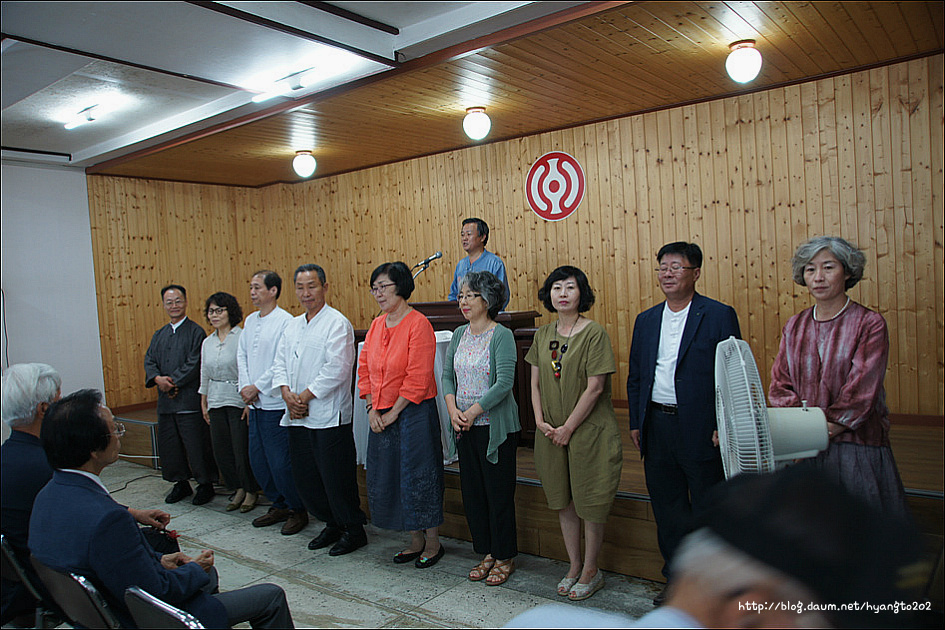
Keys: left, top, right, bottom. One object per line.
{"left": 281, "top": 386, "right": 313, "bottom": 420}
{"left": 536, "top": 420, "right": 575, "bottom": 447}
{"left": 154, "top": 375, "right": 179, "bottom": 398}
{"left": 368, "top": 408, "right": 398, "bottom": 433}
{"left": 160, "top": 549, "right": 214, "bottom": 573}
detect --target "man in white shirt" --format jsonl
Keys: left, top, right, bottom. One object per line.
{"left": 272, "top": 264, "right": 367, "bottom": 556}
{"left": 237, "top": 271, "right": 308, "bottom": 536}
{"left": 626, "top": 242, "right": 740, "bottom": 603}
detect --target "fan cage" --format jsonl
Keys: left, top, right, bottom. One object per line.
{"left": 715, "top": 338, "right": 775, "bottom": 477}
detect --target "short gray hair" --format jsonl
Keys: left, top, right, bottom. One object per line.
{"left": 791, "top": 236, "right": 865, "bottom": 289}
{"left": 1, "top": 363, "right": 61, "bottom": 428}
{"left": 460, "top": 271, "right": 505, "bottom": 320}
{"left": 672, "top": 528, "right": 820, "bottom": 610}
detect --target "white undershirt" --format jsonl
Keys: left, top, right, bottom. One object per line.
{"left": 651, "top": 302, "right": 691, "bottom": 405}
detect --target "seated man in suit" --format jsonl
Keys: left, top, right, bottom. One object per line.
{"left": 1, "top": 363, "right": 61, "bottom": 624}
{"left": 28, "top": 389, "right": 294, "bottom": 628}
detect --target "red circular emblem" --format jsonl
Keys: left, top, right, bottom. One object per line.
{"left": 525, "top": 151, "right": 585, "bottom": 221}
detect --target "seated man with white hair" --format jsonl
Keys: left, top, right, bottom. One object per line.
{"left": 1, "top": 363, "right": 61, "bottom": 624}
{"left": 507, "top": 466, "right": 923, "bottom": 629}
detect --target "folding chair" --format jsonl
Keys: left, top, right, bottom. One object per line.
{"left": 124, "top": 586, "right": 205, "bottom": 629}
{"left": 29, "top": 555, "right": 120, "bottom": 629}
{"left": 0, "top": 534, "right": 60, "bottom": 628}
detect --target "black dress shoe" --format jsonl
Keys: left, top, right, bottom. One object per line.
{"left": 308, "top": 527, "right": 343, "bottom": 550}
{"left": 192, "top": 483, "right": 215, "bottom": 505}
{"left": 165, "top": 481, "right": 192, "bottom": 504}
{"left": 329, "top": 529, "right": 367, "bottom": 556}
{"left": 415, "top": 545, "right": 445, "bottom": 569}
{"left": 392, "top": 550, "right": 423, "bottom": 564}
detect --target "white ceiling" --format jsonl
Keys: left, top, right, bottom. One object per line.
{"left": 0, "top": 1, "right": 585, "bottom": 169}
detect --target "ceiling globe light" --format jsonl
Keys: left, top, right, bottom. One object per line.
{"left": 725, "top": 40, "right": 762, "bottom": 83}
{"left": 463, "top": 107, "right": 491, "bottom": 141}
{"left": 292, "top": 151, "right": 317, "bottom": 178}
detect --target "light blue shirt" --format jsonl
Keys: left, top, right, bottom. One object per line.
{"left": 447, "top": 249, "right": 510, "bottom": 310}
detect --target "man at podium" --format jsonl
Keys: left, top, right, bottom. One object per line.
{"left": 447, "top": 218, "right": 510, "bottom": 311}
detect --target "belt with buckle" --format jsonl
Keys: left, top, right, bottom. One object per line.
{"left": 650, "top": 401, "right": 678, "bottom": 415}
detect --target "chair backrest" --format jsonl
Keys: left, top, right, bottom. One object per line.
{"left": 1, "top": 534, "right": 43, "bottom": 600}
{"left": 124, "top": 586, "right": 205, "bottom": 629}
{"left": 30, "top": 555, "right": 121, "bottom": 629}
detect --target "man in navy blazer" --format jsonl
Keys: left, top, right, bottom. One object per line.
{"left": 29, "top": 389, "right": 293, "bottom": 628}
{"left": 627, "top": 242, "right": 740, "bottom": 601}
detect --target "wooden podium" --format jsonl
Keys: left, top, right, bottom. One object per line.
{"left": 355, "top": 301, "right": 541, "bottom": 442}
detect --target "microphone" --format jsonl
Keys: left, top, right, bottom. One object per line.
{"left": 416, "top": 251, "right": 442, "bottom": 267}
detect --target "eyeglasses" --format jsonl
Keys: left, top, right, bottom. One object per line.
{"left": 457, "top": 292, "right": 482, "bottom": 302}
{"left": 655, "top": 264, "right": 698, "bottom": 274}
{"left": 107, "top": 422, "right": 126, "bottom": 438}
{"left": 164, "top": 299, "right": 185, "bottom": 307}
{"left": 369, "top": 283, "right": 396, "bottom": 295}
{"left": 207, "top": 307, "right": 227, "bottom": 316}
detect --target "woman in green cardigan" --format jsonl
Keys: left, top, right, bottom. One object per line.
{"left": 443, "top": 270, "right": 520, "bottom": 587}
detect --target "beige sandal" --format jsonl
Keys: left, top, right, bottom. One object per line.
{"left": 485, "top": 559, "right": 515, "bottom": 586}
{"left": 227, "top": 488, "right": 246, "bottom": 511}
{"left": 468, "top": 556, "right": 495, "bottom": 581}
{"left": 239, "top": 490, "right": 259, "bottom": 513}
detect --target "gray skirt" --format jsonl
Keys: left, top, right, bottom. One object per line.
{"left": 803, "top": 441, "right": 909, "bottom": 520}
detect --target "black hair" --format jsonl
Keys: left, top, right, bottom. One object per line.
{"left": 370, "top": 262, "right": 414, "bottom": 300}
{"left": 160, "top": 284, "right": 187, "bottom": 299}
{"left": 657, "top": 242, "right": 703, "bottom": 268}
{"left": 294, "top": 264, "right": 327, "bottom": 285}
{"left": 538, "top": 265, "right": 596, "bottom": 313}
{"left": 462, "top": 217, "right": 489, "bottom": 247}
{"left": 41, "top": 389, "right": 110, "bottom": 470}
{"left": 253, "top": 270, "right": 282, "bottom": 299}
{"left": 205, "top": 292, "right": 243, "bottom": 327}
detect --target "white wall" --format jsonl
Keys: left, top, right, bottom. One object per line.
{"left": 1, "top": 162, "right": 106, "bottom": 417}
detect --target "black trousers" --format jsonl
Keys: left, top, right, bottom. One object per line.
{"left": 157, "top": 411, "right": 216, "bottom": 485}
{"left": 643, "top": 407, "right": 723, "bottom": 578}
{"left": 208, "top": 406, "right": 259, "bottom": 492}
{"left": 287, "top": 424, "right": 366, "bottom": 529}
{"left": 456, "top": 426, "right": 518, "bottom": 560}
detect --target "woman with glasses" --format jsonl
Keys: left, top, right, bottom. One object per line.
{"left": 358, "top": 262, "right": 445, "bottom": 568}
{"left": 199, "top": 292, "right": 259, "bottom": 512}
{"left": 769, "top": 236, "right": 908, "bottom": 517}
{"left": 524, "top": 266, "right": 622, "bottom": 601}
{"left": 442, "top": 271, "right": 520, "bottom": 586}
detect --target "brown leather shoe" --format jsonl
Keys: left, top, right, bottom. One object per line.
{"left": 252, "top": 507, "right": 291, "bottom": 528}
{"left": 281, "top": 510, "right": 309, "bottom": 535}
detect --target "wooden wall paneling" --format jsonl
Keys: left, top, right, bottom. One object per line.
{"left": 694, "top": 103, "right": 716, "bottom": 299}
{"left": 631, "top": 115, "right": 655, "bottom": 311}
{"left": 891, "top": 61, "right": 920, "bottom": 407}
{"left": 709, "top": 100, "right": 731, "bottom": 304}
{"left": 907, "top": 59, "right": 937, "bottom": 410}
{"left": 726, "top": 95, "right": 751, "bottom": 349}
{"left": 87, "top": 57, "right": 944, "bottom": 416}
{"left": 870, "top": 65, "right": 901, "bottom": 407}
{"left": 782, "top": 84, "right": 806, "bottom": 318}
{"left": 930, "top": 55, "right": 945, "bottom": 412}
{"left": 851, "top": 70, "right": 879, "bottom": 310}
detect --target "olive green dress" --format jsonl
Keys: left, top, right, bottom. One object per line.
{"left": 525, "top": 320, "right": 623, "bottom": 522}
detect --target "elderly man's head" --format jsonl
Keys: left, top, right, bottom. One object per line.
{"left": 41, "top": 389, "right": 120, "bottom": 472}
{"left": 1, "top": 363, "right": 61, "bottom": 430}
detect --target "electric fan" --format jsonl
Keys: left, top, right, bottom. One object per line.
{"left": 715, "top": 336, "right": 828, "bottom": 478}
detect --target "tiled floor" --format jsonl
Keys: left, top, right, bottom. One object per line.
{"left": 101, "top": 460, "right": 661, "bottom": 628}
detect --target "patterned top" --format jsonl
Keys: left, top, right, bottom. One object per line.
{"left": 454, "top": 326, "right": 496, "bottom": 426}
{"left": 769, "top": 301, "right": 891, "bottom": 447}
